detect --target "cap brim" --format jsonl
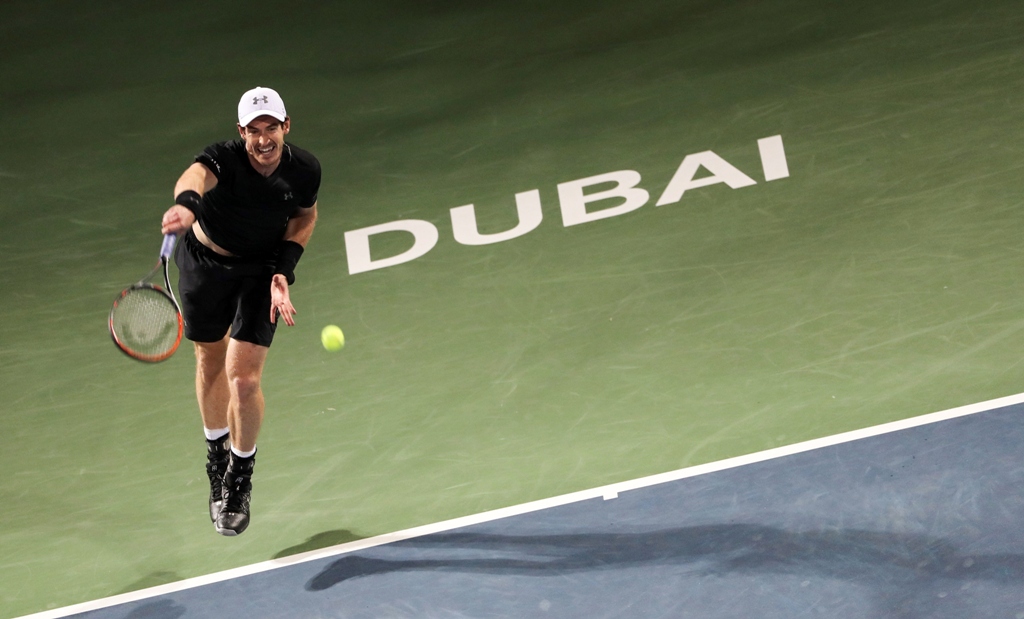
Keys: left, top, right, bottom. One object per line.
{"left": 238, "top": 110, "right": 287, "bottom": 127}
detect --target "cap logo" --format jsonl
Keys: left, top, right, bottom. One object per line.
{"left": 253, "top": 95, "right": 269, "bottom": 105}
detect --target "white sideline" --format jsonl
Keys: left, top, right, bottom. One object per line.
{"left": 15, "top": 391, "right": 1024, "bottom": 619}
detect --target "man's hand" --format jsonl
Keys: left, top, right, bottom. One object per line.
{"left": 270, "top": 274, "right": 297, "bottom": 326}
{"left": 161, "top": 205, "right": 196, "bottom": 235}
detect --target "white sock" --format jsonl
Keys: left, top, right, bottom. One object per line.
{"left": 204, "top": 427, "right": 230, "bottom": 441}
{"left": 230, "top": 445, "right": 256, "bottom": 459}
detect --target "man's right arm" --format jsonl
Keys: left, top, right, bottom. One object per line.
{"left": 161, "top": 162, "right": 218, "bottom": 235}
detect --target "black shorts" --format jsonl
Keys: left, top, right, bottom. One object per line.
{"left": 174, "top": 229, "right": 277, "bottom": 347}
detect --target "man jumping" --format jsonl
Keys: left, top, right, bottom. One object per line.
{"left": 160, "top": 87, "right": 321, "bottom": 536}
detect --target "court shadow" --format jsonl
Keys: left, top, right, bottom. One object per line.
{"left": 305, "top": 524, "right": 1024, "bottom": 616}
{"left": 74, "top": 598, "right": 187, "bottom": 619}
{"left": 272, "top": 529, "right": 365, "bottom": 560}
{"left": 121, "top": 600, "right": 187, "bottom": 619}
{"left": 115, "top": 572, "right": 183, "bottom": 595}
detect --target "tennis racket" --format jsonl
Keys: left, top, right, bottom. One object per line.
{"left": 109, "top": 233, "right": 183, "bottom": 362}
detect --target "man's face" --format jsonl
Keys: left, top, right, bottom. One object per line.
{"left": 238, "top": 116, "right": 290, "bottom": 171}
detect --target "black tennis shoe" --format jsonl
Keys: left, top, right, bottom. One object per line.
{"left": 205, "top": 436, "right": 230, "bottom": 522}
{"left": 216, "top": 451, "right": 255, "bottom": 536}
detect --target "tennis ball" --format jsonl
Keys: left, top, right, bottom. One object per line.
{"left": 321, "top": 325, "right": 345, "bottom": 352}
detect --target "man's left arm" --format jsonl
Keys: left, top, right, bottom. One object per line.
{"left": 283, "top": 201, "right": 318, "bottom": 247}
{"left": 270, "top": 202, "right": 318, "bottom": 326}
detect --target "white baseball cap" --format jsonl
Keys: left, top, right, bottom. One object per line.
{"left": 237, "top": 86, "right": 287, "bottom": 126}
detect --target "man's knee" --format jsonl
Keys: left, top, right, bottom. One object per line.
{"left": 228, "top": 372, "right": 262, "bottom": 400}
{"left": 225, "top": 339, "right": 269, "bottom": 401}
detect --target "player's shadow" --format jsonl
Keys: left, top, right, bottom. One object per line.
{"left": 121, "top": 600, "right": 186, "bottom": 619}
{"left": 273, "top": 529, "right": 365, "bottom": 560}
{"left": 305, "top": 524, "right": 1024, "bottom": 615}
{"left": 75, "top": 599, "right": 186, "bottom": 619}
{"left": 115, "top": 571, "right": 183, "bottom": 595}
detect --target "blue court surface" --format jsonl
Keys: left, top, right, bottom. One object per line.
{"left": 29, "top": 396, "right": 1024, "bottom": 619}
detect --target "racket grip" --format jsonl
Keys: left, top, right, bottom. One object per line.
{"left": 160, "top": 233, "right": 178, "bottom": 260}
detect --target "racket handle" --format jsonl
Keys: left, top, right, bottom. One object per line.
{"left": 160, "top": 233, "right": 178, "bottom": 260}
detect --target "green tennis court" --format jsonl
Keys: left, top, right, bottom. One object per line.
{"left": 3, "top": 0, "right": 1024, "bottom": 616}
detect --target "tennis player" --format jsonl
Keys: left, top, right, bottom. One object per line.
{"left": 160, "top": 87, "right": 321, "bottom": 536}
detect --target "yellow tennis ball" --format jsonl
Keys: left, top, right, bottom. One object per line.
{"left": 321, "top": 325, "right": 345, "bottom": 352}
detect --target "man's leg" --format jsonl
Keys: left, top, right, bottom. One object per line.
{"left": 195, "top": 334, "right": 231, "bottom": 428}
{"left": 216, "top": 338, "right": 270, "bottom": 536}
{"left": 224, "top": 338, "right": 269, "bottom": 452}
{"left": 194, "top": 335, "right": 231, "bottom": 522}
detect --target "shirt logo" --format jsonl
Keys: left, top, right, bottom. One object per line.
{"left": 284, "top": 192, "right": 294, "bottom": 200}
{"left": 253, "top": 95, "right": 269, "bottom": 105}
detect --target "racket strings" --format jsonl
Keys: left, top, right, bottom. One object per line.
{"left": 110, "top": 287, "right": 180, "bottom": 358}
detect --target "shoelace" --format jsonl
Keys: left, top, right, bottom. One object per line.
{"left": 224, "top": 473, "right": 252, "bottom": 512}
{"left": 206, "top": 456, "right": 227, "bottom": 497}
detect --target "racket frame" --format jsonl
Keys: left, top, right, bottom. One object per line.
{"left": 109, "top": 234, "right": 184, "bottom": 363}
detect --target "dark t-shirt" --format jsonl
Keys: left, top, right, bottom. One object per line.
{"left": 195, "top": 140, "right": 321, "bottom": 258}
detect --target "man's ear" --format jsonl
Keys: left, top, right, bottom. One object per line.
{"left": 237, "top": 123, "right": 246, "bottom": 138}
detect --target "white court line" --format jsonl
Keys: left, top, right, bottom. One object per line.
{"left": 16, "top": 391, "right": 1024, "bottom": 619}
